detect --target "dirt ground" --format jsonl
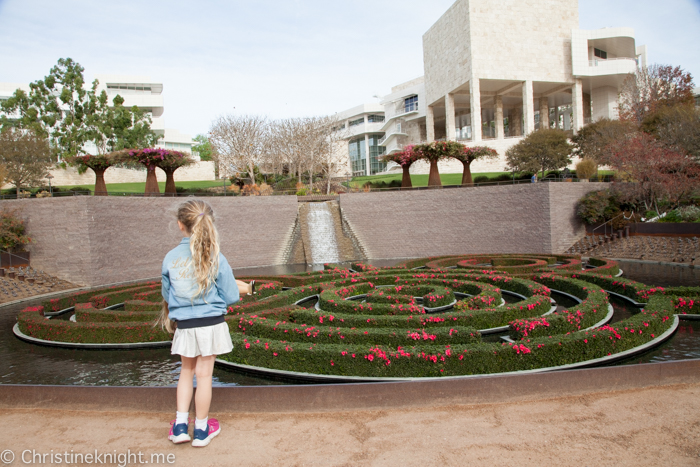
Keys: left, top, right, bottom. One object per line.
{"left": 1, "top": 383, "right": 699, "bottom": 466}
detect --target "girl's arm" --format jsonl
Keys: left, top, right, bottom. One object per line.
{"left": 161, "top": 258, "right": 171, "bottom": 302}
{"left": 216, "top": 256, "right": 240, "bottom": 305}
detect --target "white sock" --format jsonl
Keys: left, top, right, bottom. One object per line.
{"left": 195, "top": 417, "right": 208, "bottom": 431}
{"left": 175, "top": 411, "right": 189, "bottom": 426}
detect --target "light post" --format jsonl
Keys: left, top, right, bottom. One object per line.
{"left": 46, "top": 174, "right": 54, "bottom": 196}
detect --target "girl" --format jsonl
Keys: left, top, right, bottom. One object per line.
{"left": 158, "top": 200, "right": 244, "bottom": 447}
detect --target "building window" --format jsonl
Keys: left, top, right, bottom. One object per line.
{"left": 367, "top": 114, "right": 385, "bottom": 123}
{"left": 594, "top": 48, "right": 607, "bottom": 60}
{"left": 368, "top": 135, "right": 386, "bottom": 175}
{"left": 404, "top": 95, "right": 418, "bottom": 113}
{"left": 332, "top": 123, "right": 346, "bottom": 132}
{"left": 349, "top": 117, "right": 364, "bottom": 127}
{"left": 348, "top": 138, "right": 366, "bottom": 176}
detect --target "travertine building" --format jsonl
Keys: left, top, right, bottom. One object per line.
{"left": 343, "top": 0, "right": 647, "bottom": 176}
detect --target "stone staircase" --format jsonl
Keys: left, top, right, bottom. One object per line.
{"left": 566, "top": 234, "right": 699, "bottom": 265}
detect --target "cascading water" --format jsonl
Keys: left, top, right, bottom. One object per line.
{"left": 306, "top": 203, "right": 340, "bottom": 264}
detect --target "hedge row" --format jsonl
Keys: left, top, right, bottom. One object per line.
{"left": 220, "top": 295, "right": 675, "bottom": 377}
{"left": 17, "top": 307, "right": 170, "bottom": 343}
{"left": 509, "top": 274, "right": 610, "bottom": 339}
{"left": 42, "top": 282, "right": 159, "bottom": 312}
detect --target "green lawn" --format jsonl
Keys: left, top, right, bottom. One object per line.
{"left": 350, "top": 170, "right": 615, "bottom": 187}
{"left": 54, "top": 180, "right": 227, "bottom": 193}
{"left": 351, "top": 171, "right": 512, "bottom": 188}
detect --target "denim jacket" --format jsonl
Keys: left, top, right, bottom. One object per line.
{"left": 161, "top": 238, "right": 240, "bottom": 322}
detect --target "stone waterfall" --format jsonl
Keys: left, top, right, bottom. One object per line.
{"left": 306, "top": 202, "right": 340, "bottom": 264}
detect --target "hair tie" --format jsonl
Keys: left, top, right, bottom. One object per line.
{"left": 198, "top": 213, "right": 205, "bottom": 217}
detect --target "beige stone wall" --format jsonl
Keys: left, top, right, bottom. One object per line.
{"left": 423, "top": 0, "right": 472, "bottom": 105}
{"left": 9, "top": 162, "right": 217, "bottom": 189}
{"left": 469, "top": 0, "right": 578, "bottom": 82}
{"left": 3, "top": 196, "right": 298, "bottom": 286}
{"left": 423, "top": 0, "right": 579, "bottom": 104}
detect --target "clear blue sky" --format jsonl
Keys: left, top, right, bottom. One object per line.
{"left": 1, "top": 0, "right": 698, "bottom": 136}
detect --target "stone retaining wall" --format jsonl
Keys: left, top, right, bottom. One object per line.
{"left": 2, "top": 183, "right": 602, "bottom": 285}
{"left": 2, "top": 196, "right": 298, "bottom": 286}
{"left": 339, "top": 183, "right": 606, "bottom": 259}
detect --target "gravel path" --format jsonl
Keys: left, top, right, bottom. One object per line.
{"left": 2, "top": 383, "right": 699, "bottom": 466}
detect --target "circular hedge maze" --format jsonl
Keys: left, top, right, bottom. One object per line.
{"left": 14, "top": 254, "right": 700, "bottom": 380}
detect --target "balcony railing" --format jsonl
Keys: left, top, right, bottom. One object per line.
{"left": 393, "top": 103, "right": 419, "bottom": 117}
{"left": 589, "top": 57, "right": 637, "bottom": 67}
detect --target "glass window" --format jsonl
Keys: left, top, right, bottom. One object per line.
{"left": 404, "top": 96, "right": 418, "bottom": 113}
{"left": 348, "top": 138, "right": 366, "bottom": 176}
{"left": 594, "top": 48, "right": 607, "bottom": 59}
{"left": 367, "top": 114, "right": 385, "bottom": 123}
{"left": 349, "top": 117, "right": 364, "bottom": 127}
{"left": 368, "top": 134, "right": 387, "bottom": 175}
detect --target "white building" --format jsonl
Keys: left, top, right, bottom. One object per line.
{"left": 334, "top": 103, "right": 388, "bottom": 177}
{"left": 0, "top": 75, "right": 196, "bottom": 157}
{"left": 342, "top": 0, "right": 648, "bottom": 176}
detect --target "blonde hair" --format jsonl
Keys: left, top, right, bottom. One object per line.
{"left": 156, "top": 199, "right": 221, "bottom": 333}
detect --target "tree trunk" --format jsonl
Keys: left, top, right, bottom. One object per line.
{"left": 144, "top": 164, "right": 160, "bottom": 196}
{"left": 93, "top": 168, "right": 108, "bottom": 196}
{"left": 461, "top": 161, "right": 473, "bottom": 186}
{"left": 428, "top": 159, "right": 442, "bottom": 187}
{"left": 163, "top": 168, "right": 177, "bottom": 196}
{"left": 401, "top": 165, "right": 413, "bottom": 189}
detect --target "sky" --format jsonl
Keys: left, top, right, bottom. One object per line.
{"left": 0, "top": 0, "right": 699, "bottom": 137}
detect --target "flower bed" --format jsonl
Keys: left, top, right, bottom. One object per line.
{"left": 16, "top": 253, "right": 695, "bottom": 379}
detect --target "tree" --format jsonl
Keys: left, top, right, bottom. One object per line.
{"left": 618, "top": 64, "right": 695, "bottom": 126}
{"left": 381, "top": 147, "right": 420, "bottom": 188}
{"left": 0, "top": 128, "right": 52, "bottom": 196}
{"left": 128, "top": 148, "right": 168, "bottom": 195}
{"left": 411, "top": 141, "right": 463, "bottom": 187}
{"left": 155, "top": 151, "right": 195, "bottom": 195}
{"left": 1, "top": 57, "right": 158, "bottom": 163}
{"left": 452, "top": 145, "right": 498, "bottom": 185}
{"left": 606, "top": 132, "right": 700, "bottom": 215}
{"left": 70, "top": 151, "right": 122, "bottom": 196}
{"left": 209, "top": 114, "right": 268, "bottom": 182}
{"left": 654, "top": 104, "right": 700, "bottom": 160}
{"left": 192, "top": 134, "right": 215, "bottom": 161}
{"left": 570, "top": 118, "right": 635, "bottom": 164}
{"left": 504, "top": 129, "right": 573, "bottom": 179}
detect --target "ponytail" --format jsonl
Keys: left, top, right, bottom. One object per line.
{"left": 176, "top": 200, "right": 221, "bottom": 299}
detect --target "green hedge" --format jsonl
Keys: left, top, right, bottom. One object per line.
{"left": 220, "top": 296, "right": 674, "bottom": 377}
{"left": 17, "top": 307, "right": 170, "bottom": 343}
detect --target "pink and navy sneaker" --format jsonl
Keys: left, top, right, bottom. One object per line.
{"left": 192, "top": 418, "right": 221, "bottom": 447}
{"left": 168, "top": 419, "right": 191, "bottom": 444}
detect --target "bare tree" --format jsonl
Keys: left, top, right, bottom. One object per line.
{"left": 209, "top": 115, "right": 269, "bottom": 182}
{"left": 618, "top": 64, "right": 695, "bottom": 126}
{"left": 0, "top": 128, "right": 52, "bottom": 196}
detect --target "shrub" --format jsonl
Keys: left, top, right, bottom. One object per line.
{"left": 575, "top": 158, "right": 597, "bottom": 179}
{"left": 0, "top": 208, "right": 31, "bottom": 252}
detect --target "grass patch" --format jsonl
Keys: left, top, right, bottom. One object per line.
{"left": 54, "top": 180, "right": 227, "bottom": 194}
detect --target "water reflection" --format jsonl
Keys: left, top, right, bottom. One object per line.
{"left": 0, "top": 259, "right": 697, "bottom": 386}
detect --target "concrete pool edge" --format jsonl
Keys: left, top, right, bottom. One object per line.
{"left": 1, "top": 358, "right": 699, "bottom": 414}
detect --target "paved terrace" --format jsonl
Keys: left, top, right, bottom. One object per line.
{"left": 2, "top": 360, "right": 699, "bottom": 466}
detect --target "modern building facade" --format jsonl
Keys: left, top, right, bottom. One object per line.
{"left": 342, "top": 0, "right": 648, "bottom": 176}
{"left": 335, "top": 103, "right": 388, "bottom": 177}
{"left": 0, "top": 75, "right": 196, "bottom": 158}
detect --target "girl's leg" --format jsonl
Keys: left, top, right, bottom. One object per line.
{"left": 177, "top": 356, "right": 197, "bottom": 412}
{"left": 193, "top": 354, "right": 217, "bottom": 420}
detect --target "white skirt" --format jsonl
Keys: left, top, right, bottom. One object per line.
{"left": 171, "top": 321, "right": 234, "bottom": 358}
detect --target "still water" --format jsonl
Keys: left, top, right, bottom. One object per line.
{"left": 0, "top": 260, "right": 696, "bottom": 386}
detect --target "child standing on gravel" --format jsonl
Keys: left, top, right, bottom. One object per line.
{"left": 157, "top": 199, "right": 241, "bottom": 447}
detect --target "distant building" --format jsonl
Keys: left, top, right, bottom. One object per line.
{"left": 340, "top": 0, "right": 648, "bottom": 176}
{"left": 0, "top": 75, "right": 195, "bottom": 157}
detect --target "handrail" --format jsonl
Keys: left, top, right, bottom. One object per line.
{"left": 0, "top": 249, "right": 30, "bottom": 268}
{"left": 592, "top": 211, "right": 635, "bottom": 238}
